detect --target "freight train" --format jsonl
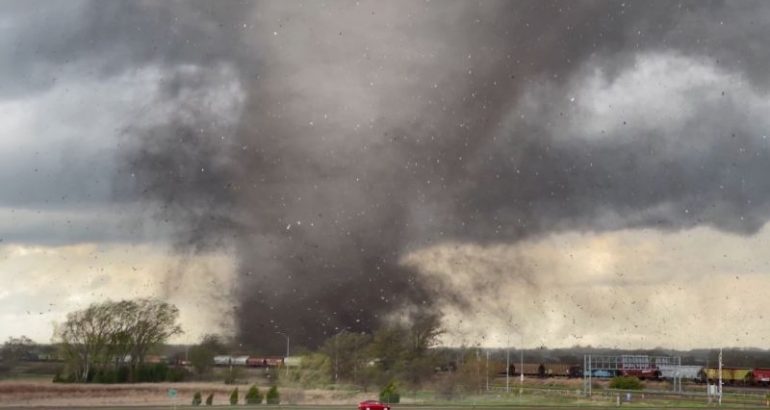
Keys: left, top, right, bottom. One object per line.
{"left": 495, "top": 362, "right": 770, "bottom": 385}
{"left": 212, "top": 355, "right": 285, "bottom": 368}
{"left": 497, "top": 363, "right": 582, "bottom": 378}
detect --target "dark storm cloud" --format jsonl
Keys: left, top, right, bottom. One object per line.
{"left": 0, "top": 0, "right": 253, "bottom": 244}
{"left": 0, "top": 0, "right": 255, "bottom": 99}
{"left": 8, "top": 0, "right": 770, "bottom": 349}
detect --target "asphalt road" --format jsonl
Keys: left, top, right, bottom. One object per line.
{"left": 6, "top": 405, "right": 768, "bottom": 410}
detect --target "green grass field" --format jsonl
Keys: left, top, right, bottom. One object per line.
{"left": 3, "top": 372, "right": 769, "bottom": 409}
{"left": 13, "top": 405, "right": 770, "bottom": 410}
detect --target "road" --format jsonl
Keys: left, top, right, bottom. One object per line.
{"left": 7, "top": 405, "right": 767, "bottom": 410}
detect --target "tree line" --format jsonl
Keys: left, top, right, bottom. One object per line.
{"left": 284, "top": 311, "right": 451, "bottom": 393}
{"left": 54, "top": 298, "right": 182, "bottom": 383}
{"left": 184, "top": 310, "right": 448, "bottom": 392}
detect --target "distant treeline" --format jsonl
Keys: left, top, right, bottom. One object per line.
{"left": 5, "top": 302, "right": 770, "bottom": 387}
{"left": 8, "top": 344, "right": 770, "bottom": 369}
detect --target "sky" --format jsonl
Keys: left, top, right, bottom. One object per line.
{"left": 2, "top": 0, "right": 770, "bottom": 351}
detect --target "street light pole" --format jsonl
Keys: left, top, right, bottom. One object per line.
{"left": 520, "top": 347, "right": 524, "bottom": 394}
{"left": 506, "top": 336, "right": 510, "bottom": 393}
{"left": 520, "top": 346, "right": 524, "bottom": 385}
{"left": 718, "top": 348, "right": 723, "bottom": 406}
{"left": 486, "top": 350, "right": 489, "bottom": 392}
{"left": 335, "top": 334, "right": 339, "bottom": 384}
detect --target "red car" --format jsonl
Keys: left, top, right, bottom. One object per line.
{"left": 358, "top": 400, "right": 391, "bottom": 410}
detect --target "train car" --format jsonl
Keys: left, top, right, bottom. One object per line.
{"left": 589, "top": 369, "right": 617, "bottom": 378}
{"left": 231, "top": 355, "right": 249, "bottom": 366}
{"left": 495, "top": 362, "right": 579, "bottom": 378}
{"left": 284, "top": 356, "right": 302, "bottom": 368}
{"left": 519, "top": 363, "right": 551, "bottom": 377}
{"left": 247, "top": 357, "right": 269, "bottom": 367}
{"left": 702, "top": 367, "right": 751, "bottom": 385}
{"left": 144, "top": 355, "right": 168, "bottom": 364}
{"left": 619, "top": 368, "right": 661, "bottom": 380}
{"left": 658, "top": 365, "right": 703, "bottom": 382}
{"left": 214, "top": 355, "right": 232, "bottom": 366}
{"left": 543, "top": 363, "right": 573, "bottom": 377}
{"left": 214, "top": 355, "right": 250, "bottom": 366}
{"left": 246, "top": 356, "right": 285, "bottom": 367}
{"left": 567, "top": 365, "right": 583, "bottom": 378}
{"left": 751, "top": 368, "right": 770, "bottom": 385}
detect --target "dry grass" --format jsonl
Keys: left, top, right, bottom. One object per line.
{"left": 0, "top": 380, "right": 375, "bottom": 407}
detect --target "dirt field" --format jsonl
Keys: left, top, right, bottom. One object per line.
{"left": 0, "top": 380, "right": 373, "bottom": 407}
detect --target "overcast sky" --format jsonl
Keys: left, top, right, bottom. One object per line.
{"left": 3, "top": 1, "right": 770, "bottom": 350}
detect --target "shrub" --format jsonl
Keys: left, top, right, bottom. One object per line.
{"left": 135, "top": 363, "right": 171, "bottom": 382}
{"left": 192, "top": 391, "right": 202, "bottom": 406}
{"left": 52, "top": 371, "right": 75, "bottom": 383}
{"left": 93, "top": 368, "right": 118, "bottom": 383}
{"left": 245, "top": 385, "right": 263, "bottom": 404}
{"left": 116, "top": 366, "right": 130, "bottom": 383}
{"left": 230, "top": 387, "right": 239, "bottom": 405}
{"left": 205, "top": 393, "right": 214, "bottom": 406}
{"left": 167, "top": 366, "right": 189, "bottom": 382}
{"left": 609, "top": 376, "right": 643, "bottom": 390}
{"left": 379, "top": 381, "right": 400, "bottom": 403}
{"left": 266, "top": 386, "right": 280, "bottom": 404}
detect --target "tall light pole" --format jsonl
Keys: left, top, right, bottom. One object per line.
{"left": 276, "top": 332, "right": 290, "bottom": 378}
{"left": 506, "top": 336, "right": 510, "bottom": 393}
{"left": 718, "top": 348, "right": 723, "bottom": 406}
{"left": 519, "top": 343, "right": 524, "bottom": 394}
{"left": 335, "top": 334, "right": 339, "bottom": 384}
{"left": 485, "top": 350, "right": 490, "bottom": 392}
{"left": 520, "top": 338, "right": 524, "bottom": 386}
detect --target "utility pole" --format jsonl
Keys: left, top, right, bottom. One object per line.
{"left": 486, "top": 350, "right": 490, "bottom": 392}
{"left": 718, "top": 348, "right": 723, "bottom": 406}
{"left": 506, "top": 338, "right": 510, "bottom": 393}
{"left": 519, "top": 344, "right": 524, "bottom": 396}
{"left": 476, "top": 349, "right": 481, "bottom": 394}
{"left": 335, "top": 334, "right": 339, "bottom": 384}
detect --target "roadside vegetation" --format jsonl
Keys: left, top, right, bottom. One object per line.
{"left": 609, "top": 376, "right": 644, "bottom": 390}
